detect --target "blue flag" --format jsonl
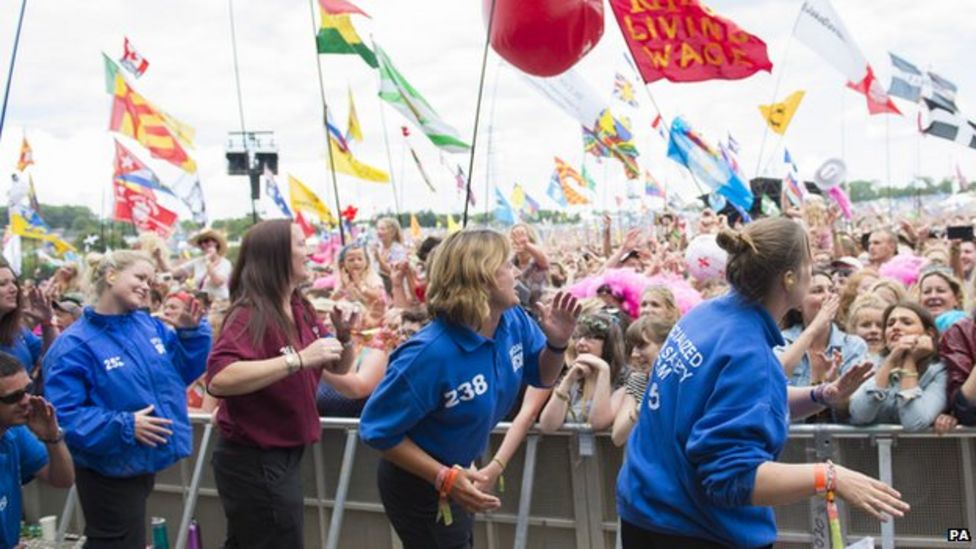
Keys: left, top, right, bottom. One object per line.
{"left": 545, "top": 172, "right": 568, "bottom": 207}
{"left": 262, "top": 167, "right": 292, "bottom": 218}
{"left": 667, "top": 117, "right": 754, "bottom": 211}
{"left": 494, "top": 187, "right": 516, "bottom": 225}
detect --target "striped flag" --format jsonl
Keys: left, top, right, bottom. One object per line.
{"left": 782, "top": 148, "right": 806, "bottom": 206}
{"left": 316, "top": 0, "right": 377, "bottom": 68}
{"left": 376, "top": 44, "right": 469, "bottom": 153}
{"left": 644, "top": 171, "right": 664, "bottom": 198}
{"left": 919, "top": 98, "right": 976, "bottom": 150}
{"left": 888, "top": 52, "right": 924, "bottom": 102}
{"left": 15, "top": 138, "right": 32, "bottom": 172}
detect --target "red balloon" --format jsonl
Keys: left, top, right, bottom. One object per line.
{"left": 486, "top": 0, "right": 604, "bottom": 77}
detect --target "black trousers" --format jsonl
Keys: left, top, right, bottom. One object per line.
{"left": 211, "top": 436, "right": 306, "bottom": 549}
{"left": 378, "top": 459, "right": 474, "bottom": 549}
{"left": 74, "top": 466, "right": 155, "bottom": 549}
{"left": 621, "top": 519, "right": 772, "bottom": 549}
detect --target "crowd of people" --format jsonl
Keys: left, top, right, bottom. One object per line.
{"left": 2, "top": 196, "right": 976, "bottom": 547}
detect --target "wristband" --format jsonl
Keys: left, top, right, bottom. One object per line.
{"left": 40, "top": 427, "right": 64, "bottom": 444}
{"left": 546, "top": 340, "right": 568, "bottom": 353}
{"left": 436, "top": 466, "right": 462, "bottom": 526}
{"left": 434, "top": 466, "right": 450, "bottom": 492}
{"left": 491, "top": 457, "right": 506, "bottom": 472}
{"left": 814, "top": 463, "right": 827, "bottom": 495}
{"left": 554, "top": 390, "right": 570, "bottom": 403}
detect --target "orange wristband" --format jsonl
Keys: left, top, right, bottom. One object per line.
{"left": 814, "top": 463, "right": 827, "bottom": 495}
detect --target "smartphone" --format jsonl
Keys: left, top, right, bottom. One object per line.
{"left": 860, "top": 233, "right": 871, "bottom": 252}
{"left": 947, "top": 225, "right": 975, "bottom": 242}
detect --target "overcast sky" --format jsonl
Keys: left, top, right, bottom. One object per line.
{"left": 0, "top": 0, "right": 974, "bottom": 223}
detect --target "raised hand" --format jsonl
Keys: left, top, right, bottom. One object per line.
{"left": 534, "top": 292, "right": 581, "bottom": 348}
{"left": 329, "top": 304, "right": 360, "bottom": 344}
{"left": 26, "top": 396, "right": 60, "bottom": 442}
{"left": 174, "top": 297, "right": 205, "bottom": 329}
{"left": 133, "top": 405, "right": 173, "bottom": 447}
{"left": 821, "top": 361, "right": 873, "bottom": 407}
{"left": 22, "top": 286, "right": 53, "bottom": 327}
{"left": 809, "top": 295, "right": 840, "bottom": 334}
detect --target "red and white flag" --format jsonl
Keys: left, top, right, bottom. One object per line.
{"left": 113, "top": 181, "right": 177, "bottom": 236}
{"left": 794, "top": 0, "right": 899, "bottom": 115}
{"left": 119, "top": 37, "right": 149, "bottom": 78}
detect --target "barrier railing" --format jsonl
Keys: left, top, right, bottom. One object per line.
{"left": 31, "top": 416, "right": 976, "bottom": 549}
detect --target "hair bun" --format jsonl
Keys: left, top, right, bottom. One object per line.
{"left": 716, "top": 229, "right": 759, "bottom": 256}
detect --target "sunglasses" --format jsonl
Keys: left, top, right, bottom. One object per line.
{"left": 0, "top": 381, "right": 32, "bottom": 405}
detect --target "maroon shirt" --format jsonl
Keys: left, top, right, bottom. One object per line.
{"left": 207, "top": 295, "right": 324, "bottom": 448}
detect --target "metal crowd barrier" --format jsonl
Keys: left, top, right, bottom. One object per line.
{"left": 24, "top": 416, "right": 976, "bottom": 549}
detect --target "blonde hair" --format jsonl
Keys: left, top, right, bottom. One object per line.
{"left": 90, "top": 250, "right": 155, "bottom": 299}
{"left": 426, "top": 229, "right": 510, "bottom": 330}
{"left": 134, "top": 232, "right": 169, "bottom": 260}
{"left": 868, "top": 278, "right": 907, "bottom": 305}
{"left": 377, "top": 217, "right": 403, "bottom": 244}
{"left": 641, "top": 286, "right": 679, "bottom": 324}
{"left": 510, "top": 223, "right": 540, "bottom": 244}
{"left": 847, "top": 294, "right": 888, "bottom": 329}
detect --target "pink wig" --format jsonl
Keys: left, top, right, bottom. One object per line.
{"left": 567, "top": 269, "right": 703, "bottom": 318}
{"left": 879, "top": 254, "right": 928, "bottom": 288}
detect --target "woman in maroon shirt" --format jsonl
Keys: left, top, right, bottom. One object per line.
{"left": 206, "top": 220, "right": 356, "bottom": 548}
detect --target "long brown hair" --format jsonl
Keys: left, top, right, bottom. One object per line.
{"left": 0, "top": 262, "right": 23, "bottom": 347}
{"left": 227, "top": 220, "right": 308, "bottom": 346}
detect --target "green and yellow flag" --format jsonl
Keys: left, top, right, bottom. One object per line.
{"left": 316, "top": 0, "right": 377, "bottom": 68}
{"left": 759, "top": 90, "right": 805, "bottom": 135}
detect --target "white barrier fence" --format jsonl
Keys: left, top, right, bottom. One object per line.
{"left": 23, "top": 415, "right": 976, "bottom": 548}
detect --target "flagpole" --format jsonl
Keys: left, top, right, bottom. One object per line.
{"left": 375, "top": 99, "right": 401, "bottom": 218}
{"left": 886, "top": 114, "right": 893, "bottom": 220}
{"left": 462, "top": 0, "right": 498, "bottom": 228}
{"left": 307, "top": 0, "right": 345, "bottom": 245}
{"left": 0, "top": 0, "right": 27, "bottom": 142}
{"left": 616, "top": 41, "right": 707, "bottom": 198}
{"left": 753, "top": 8, "right": 803, "bottom": 179}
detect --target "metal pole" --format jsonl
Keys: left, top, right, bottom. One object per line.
{"left": 876, "top": 437, "right": 895, "bottom": 549}
{"left": 313, "top": 439, "right": 329, "bottom": 549}
{"left": 462, "top": 0, "right": 497, "bottom": 227}
{"left": 325, "top": 429, "right": 359, "bottom": 549}
{"left": 55, "top": 485, "right": 78, "bottom": 543}
{"left": 0, "top": 0, "right": 27, "bottom": 142}
{"left": 513, "top": 435, "right": 539, "bottom": 549}
{"left": 174, "top": 422, "right": 213, "bottom": 549}
{"left": 308, "top": 0, "right": 345, "bottom": 245}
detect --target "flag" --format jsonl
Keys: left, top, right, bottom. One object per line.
{"left": 158, "top": 110, "right": 196, "bottom": 149}
{"left": 667, "top": 116, "right": 753, "bottom": 211}
{"left": 928, "top": 71, "right": 958, "bottom": 112}
{"left": 113, "top": 180, "right": 178, "bottom": 236}
{"left": 794, "top": 0, "right": 899, "bottom": 116}
{"left": 346, "top": 87, "right": 363, "bottom": 143}
{"left": 582, "top": 126, "right": 610, "bottom": 159}
{"left": 113, "top": 140, "right": 176, "bottom": 197}
{"left": 2, "top": 231, "right": 21, "bottom": 275}
{"left": 446, "top": 214, "right": 461, "bottom": 234}
{"left": 408, "top": 147, "right": 436, "bottom": 192}
{"left": 9, "top": 209, "right": 75, "bottom": 255}
{"left": 292, "top": 211, "right": 315, "bottom": 237}
{"left": 262, "top": 166, "right": 293, "bottom": 218}
{"left": 758, "top": 90, "right": 805, "bottom": 135}
{"left": 727, "top": 133, "right": 740, "bottom": 155}
{"left": 644, "top": 171, "right": 664, "bottom": 198}
{"left": 326, "top": 118, "right": 390, "bottom": 182}
{"left": 289, "top": 175, "right": 337, "bottom": 225}
{"left": 609, "top": 0, "right": 772, "bottom": 84}
{"left": 494, "top": 188, "right": 517, "bottom": 225}
{"left": 761, "top": 193, "right": 781, "bottom": 216}
{"left": 612, "top": 72, "right": 639, "bottom": 107}
{"left": 172, "top": 175, "right": 207, "bottom": 224}
{"left": 719, "top": 140, "right": 743, "bottom": 180}
{"left": 456, "top": 165, "right": 475, "bottom": 206}
{"left": 554, "top": 157, "right": 586, "bottom": 189}
{"left": 847, "top": 66, "right": 900, "bottom": 115}
{"left": 26, "top": 175, "right": 40, "bottom": 216}
{"left": 316, "top": 0, "right": 377, "bottom": 68}
{"left": 523, "top": 191, "right": 541, "bottom": 216}
{"left": 651, "top": 114, "right": 666, "bottom": 139}
{"left": 376, "top": 44, "right": 470, "bottom": 153}
{"left": 552, "top": 160, "right": 591, "bottom": 206}
{"left": 580, "top": 165, "right": 598, "bottom": 192}
{"left": 410, "top": 213, "right": 422, "bottom": 239}
{"left": 888, "top": 52, "right": 924, "bottom": 102}
{"left": 546, "top": 173, "right": 569, "bottom": 208}
{"left": 15, "top": 138, "right": 32, "bottom": 172}
{"left": 586, "top": 108, "right": 640, "bottom": 179}
{"left": 105, "top": 55, "right": 197, "bottom": 172}
{"left": 782, "top": 148, "right": 806, "bottom": 206}
{"left": 510, "top": 183, "right": 540, "bottom": 218}
{"left": 119, "top": 37, "right": 149, "bottom": 78}
{"left": 919, "top": 98, "right": 976, "bottom": 150}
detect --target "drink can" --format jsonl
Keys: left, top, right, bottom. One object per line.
{"left": 151, "top": 517, "right": 170, "bottom": 549}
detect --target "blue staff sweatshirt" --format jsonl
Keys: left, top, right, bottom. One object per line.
{"left": 617, "top": 291, "right": 789, "bottom": 548}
